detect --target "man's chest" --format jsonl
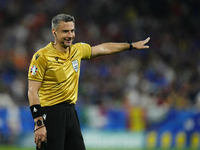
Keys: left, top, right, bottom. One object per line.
{"left": 43, "top": 54, "right": 80, "bottom": 83}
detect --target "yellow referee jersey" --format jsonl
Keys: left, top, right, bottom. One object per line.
{"left": 28, "top": 42, "right": 92, "bottom": 107}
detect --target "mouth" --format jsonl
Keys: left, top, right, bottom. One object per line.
{"left": 64, "top": 39, "right": 73, "bottom": 44}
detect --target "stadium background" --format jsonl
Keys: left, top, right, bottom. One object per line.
{"left": 0, "top": 0, "right": 200, "bottom": 149}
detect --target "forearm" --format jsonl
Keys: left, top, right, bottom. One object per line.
{"left": 29, "top": 90, "right": 46, "bottom": 148}
{"left": 91, "top": 42, "right": 130, "bottom": 58}
{"left": 91, "top": 37, "right": 150, "bottom": 58}
{"left": 99, "top": 42, "right": 130, "bottom": 54}
{"left": 28, "top": 90, "right": 43, "bottom": 121}
{"left": 28, "top": 80, "right": 43, "bottom": 120}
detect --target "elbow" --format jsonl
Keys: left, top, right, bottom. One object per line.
{"left": 28, "top": 85, "right": 37, "bottom": 100}
{"left": 28, "top": 87, "right": 39, "bottom": 106}
{"left": 28, "top": 88, "right": 33, "bottom": 100}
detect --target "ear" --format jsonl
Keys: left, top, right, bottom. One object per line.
{"left": 51, "top": 29, "right": 56, "bottom": 37}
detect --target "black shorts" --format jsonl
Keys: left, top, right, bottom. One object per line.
{"left": 37, "top": 102, "right": 86, "bottom": 150}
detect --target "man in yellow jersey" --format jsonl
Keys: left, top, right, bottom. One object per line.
{"left": 28, "top": 14, "right": 150, "bottom": 150}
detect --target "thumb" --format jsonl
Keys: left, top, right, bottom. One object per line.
{"left": 143, "top": 45, "right": 149, "bottom": 49}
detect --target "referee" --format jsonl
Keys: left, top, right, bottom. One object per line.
{"left": 28, "top": 14, "right": 150, "bottom": 150}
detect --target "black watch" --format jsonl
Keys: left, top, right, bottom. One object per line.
{"left": 128, "top": 42, "right": 133, "bottom": 50}
{"left": 35, "top": 119, "right": 44, "bottom": 126}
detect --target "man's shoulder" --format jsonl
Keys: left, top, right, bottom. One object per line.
{"left": 32, "top": 44, "right": 52, "bottom": 62}
{"left": 35, "top": 43, "right": 53, "bottom": 55}
{"left": 73, "top": 42, "right": 90, "bottom": 48}
{"left": 73, "top": 42, "right": 92, "bottom": 59}
{"left": 32, "top": 48, "right": 46, "bottom": 61}
{"left": 73, "top": 42, "right": 91, "bottom": 53}
{"left": 37, "top": 47, "right": 48, "bottom": 54}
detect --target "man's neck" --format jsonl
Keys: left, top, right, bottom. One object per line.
{"left": 53, "top": 43, "right": 69, "bottom": 53}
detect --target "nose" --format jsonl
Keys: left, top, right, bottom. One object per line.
{"left": 68, "top": 31, "right": 73, "bottom": 38}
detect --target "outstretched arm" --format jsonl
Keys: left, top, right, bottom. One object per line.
{"left": 91, "top": 37, "right": 150, "bottom": 58}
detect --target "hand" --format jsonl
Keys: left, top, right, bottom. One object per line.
{"left": 34, "top": 125, "right": 47, "bottom": 148}
{"left": 132, "top": 37, "right": 150, "bottom": 49}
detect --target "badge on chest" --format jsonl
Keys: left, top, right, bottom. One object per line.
{"left": 72, "top": 59, "right": 79, "bottom": 72}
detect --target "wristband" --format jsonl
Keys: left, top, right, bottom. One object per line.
{"left": 128, "top": 42, "right": 133, "bottom": 50}
{"left": 30, "top": 104, "right": 42, "bottom": 119}
{"left": 34, "top": 125, "right": 45, "bottom": 133}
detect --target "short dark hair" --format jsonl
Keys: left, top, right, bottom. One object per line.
{"left": 51, "top": 14, "right": 75, "bottom": 30}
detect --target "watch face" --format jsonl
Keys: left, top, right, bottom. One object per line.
{"left": 36, "top": 119, "right": 43, "bottom": 126}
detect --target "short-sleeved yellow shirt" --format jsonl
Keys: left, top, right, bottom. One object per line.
{"left": 28, "top": 42, "right": 92, "bottom": 107}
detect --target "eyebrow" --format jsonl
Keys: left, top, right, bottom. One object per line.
{"left": 62, "top": 29, "right": 75, "bottom": 32}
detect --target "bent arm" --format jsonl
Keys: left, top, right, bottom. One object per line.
{"left": 91, "top": 37, "right": 150, "bottom": 58}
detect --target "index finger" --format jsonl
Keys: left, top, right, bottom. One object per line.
{"left": 144, "top": 37, "right": 150, "bottom": 43}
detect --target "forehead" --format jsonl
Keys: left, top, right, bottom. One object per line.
{"left": 58, "top": 21, "right": 75, "bottom": 31}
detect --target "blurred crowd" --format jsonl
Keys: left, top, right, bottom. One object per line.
{"left": 0, "top": 0, "right": 200, "bottom": 127}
